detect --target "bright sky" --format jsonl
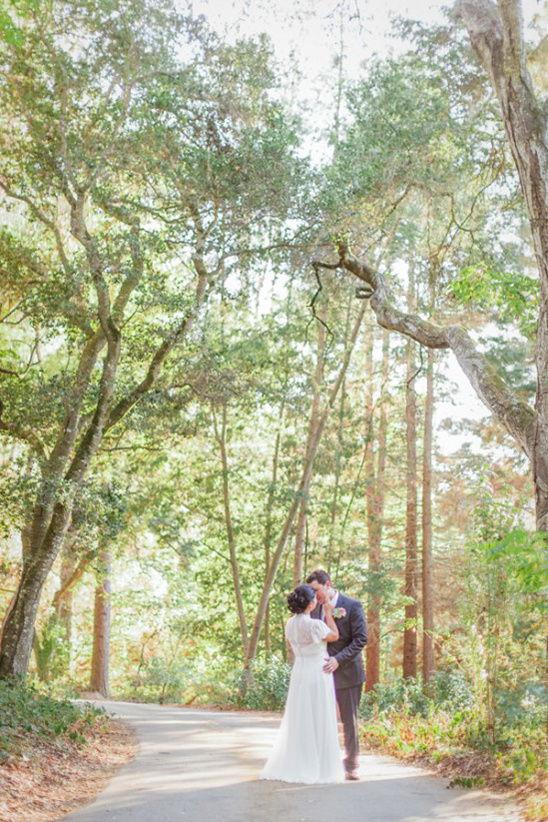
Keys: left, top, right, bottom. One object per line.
{"left": 188, "top": 0, "right": 546, "bottom": 148}
{"left": 189, "top": 0, "right": 446, "bottom": 100}
{"left": 190, "top": 0, "right": 545, "bottom": 77}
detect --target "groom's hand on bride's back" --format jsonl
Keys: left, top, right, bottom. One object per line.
{"left": 323, "top": 657, "right": 339, "bottom": 674}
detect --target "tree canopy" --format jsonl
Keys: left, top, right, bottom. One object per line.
{"left": 0, "top": 0, "right": 546, "bottom": 810}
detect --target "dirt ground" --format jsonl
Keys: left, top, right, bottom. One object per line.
{"left": 0, "top": 717, "right": 136, "bottom": 822}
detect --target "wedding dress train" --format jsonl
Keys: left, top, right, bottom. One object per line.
{"left": 260, "top": 613, "right": 344, "bottom": 784}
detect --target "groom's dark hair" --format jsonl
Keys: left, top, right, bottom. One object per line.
{"left": 306, "top": 569, "right": 331, "bottom": 585}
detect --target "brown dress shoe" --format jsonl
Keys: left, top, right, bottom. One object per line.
{"left": 345, "top": 769, "right": 360, "bottom": 781}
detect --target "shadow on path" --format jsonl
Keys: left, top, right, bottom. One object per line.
{"left": 64, "top": 701, "right": 521, "bottom": 822}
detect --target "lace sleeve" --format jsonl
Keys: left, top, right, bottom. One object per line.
{"left": 310, "top": 619, "right": 330, "bottom": 642}
{"left": 286, "top": 615, "right": 330, "bottom": 646}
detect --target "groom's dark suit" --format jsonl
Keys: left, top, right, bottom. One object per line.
{"left": 312, "top": 592, "right": 367, "bottom": 773}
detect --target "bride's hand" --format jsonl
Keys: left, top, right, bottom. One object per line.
{"left": 323, "top": 600, "right": 333, "bottom": 614}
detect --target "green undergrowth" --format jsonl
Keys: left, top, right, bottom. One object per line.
{"left": 360, "top": 679, "right": 547, "bottom": 822}
{"left": 234, "top": 657, "right": 291, "bottom": 712}
{"left": 116, "top": 653, "right": 291, "bottom": 711}
{"left": 0, "top": 678, "right": 107, "bottom": 763}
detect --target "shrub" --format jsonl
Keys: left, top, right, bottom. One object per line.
{"left": 360, "top": 677, "right": 430, "bottom": 719}
{"left": 236, "top": 656, "right": 291, "bottom": 711}
{"left": 430, "top": 668, "right": 476, "bottom": 712}
{"left": 0, "top": 678, "right": 104, "bottom": 760}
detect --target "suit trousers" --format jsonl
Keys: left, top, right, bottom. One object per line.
{"left": 335, "top": 683, "right": 363, "bottom": 771}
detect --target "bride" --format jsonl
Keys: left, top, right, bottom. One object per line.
{"left": 260, "top": 584, "right": 344, "bottom": 784}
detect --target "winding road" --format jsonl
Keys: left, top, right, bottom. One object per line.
{"left": 64, "top": 701, "right": 522, "bottom": 822}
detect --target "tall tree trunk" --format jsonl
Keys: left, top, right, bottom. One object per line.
{"left": 0, "top": 525, "right": 72, "bottom": 677}
{"left": 90, "top": 547, "right": 111, "bottom": 697}
{"left": 403, "top": 267, "right": 418, "bottom": 680}
{"left": 245, "top": 302, "right": 368, "bottom": 670}
{"left": 422, "top": 346, "right": 435, "bottom": 684}
{"left": 364, "top": 322, "right": 378, "bottom": 692}
{"left": 365, "top": 327, "right": 389, "bottom": 692}
{"left": 293, "top": 499, "right": 309, "bottom": 589}
{"left": 327, "top": 296, "right": 352, "bottom": 570}
{"left": 0, "top": 524, "right": 32, "bottom": 641}
{"left": 293, "top": 321, "right": 326, "bottom": 586}
{"left": 456, "top": 0, "right": 548, "bottom": 527}
{"left": 263, "top": 398, "right": 285, "bottom": 657}
{"left": 0, "top": 257, "right": 209, "bottom": 680}
{"left": 214, "top": 402, "right": 249, "bottom": 659}
{"left": 56, "top": 548, "right": 77, "bottom": 646}
{"left": 263, "top": 443, "right": 278, "bottom": 658}
{"left": 0, "top": 324, "right": 122, "bottom": 677}
{"left": 326, "top": 382, "right": 346, "bottom": 568}
{"left": 263, "top": 424, "right": 284, "bottom": 657}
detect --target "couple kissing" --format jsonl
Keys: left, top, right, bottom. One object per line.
{"left": 261, "top": 569, "right": 367, "bottom": 785}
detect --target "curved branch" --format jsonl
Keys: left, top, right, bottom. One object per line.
{"left": 338, "top": 246, "right": 450, "bottom": 348}
{"left": 0, "top": 179, "right": 72, "bottom": 272}
{"left": 52, "top": 553, "right": 93, "bottom": 609}
{"left": 0, "top": 396, "right": 47, "bottom": 464}
{"left": 65, "top": 327, "right": 121, "bottom": 486}
{"left": 324, "top": 243, "right": 536, "bottom": 459}
{"left": 0, "top": 338, "right": 39, "bottom": 377}
{"left": 456, "top": 0, "right": 548, "bottom": 224}
{"left": 105, "top": 263, "right": 211, "bottom": 431}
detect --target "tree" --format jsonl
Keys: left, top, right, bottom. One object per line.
{"left": 422, "top": 345, "right": 436, "bottom": 683}
{"left": 244, "top": 298, "right": 368, "bottom": 674}
{"left": 213, "top": 401, "right": 250, "bottom": 660}
{"left": 454, "top": 0, "right": 548, "bottom": 527}
{"left": 317, "top": 2, "right": 547, "bottom": 532}
{"left": 0, "top": 0, "right": 301, "bottom": 678}
{"left": 364, "top": 325, "right": 389, "bottom": 692}
{"left": 292, "top": 318, "right": 326, "bottom": 587}
{"left": 403, "top": 265, "right": 418, "bottom": 679}
{"left": 89, "top": 546, "right": 110, "bottom": 696}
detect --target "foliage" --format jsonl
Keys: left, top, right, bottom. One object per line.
{"left": 360, "top": 669, "right": 476, "bottom": 720}
{"left": 460, "top": 498, "right": 547, "bottom": 739}
{"left": 0, "top": 455, "right": 39, "bottom": 539}
{"left": 33, "top": 611, "right": 71, "bottom": 682}
{"left": 0, "top": 678, "right": 104, "bottom": 760}
{"left": 118, "top": 651, "right": 240, "bottom": 706}
{"left": 235, "top": 657, "right": 291, "bottom": 712}
{"left": 360, "top": 674, "right": 547, "bottom": 816}
{"left": 0, "top": 0, "right": 37, "bottom": 47}
{"left": 361, "top": 700, "right": 547, "bottom": 786}
{"left": 122, "top": 652, "right": 291, "bottom": 711}
{"left": 0, "top": 15, "right": 545, "bottom": 822}
{"left": 450, "top": 263, "right": 538, "bottom": 340}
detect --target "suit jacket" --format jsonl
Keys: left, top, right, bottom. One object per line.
{"left": 312, "top": 592, "right": 367, "bottom": 690}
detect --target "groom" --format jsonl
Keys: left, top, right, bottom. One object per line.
{"left": 306, "top": 569, "right": 367, "bottom": 781}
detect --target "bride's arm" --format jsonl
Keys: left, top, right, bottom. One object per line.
{"left": 323, "top": 601, "right": 339, "bottom": 642}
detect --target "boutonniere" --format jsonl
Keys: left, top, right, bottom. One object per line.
{"left": 332, "top": 607, "right": 347, "bottom": 619}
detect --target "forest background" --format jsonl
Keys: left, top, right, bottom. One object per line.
{"left": 0, "top": 0, "right": 546, "bottom": 817}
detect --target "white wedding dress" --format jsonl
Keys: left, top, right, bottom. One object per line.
{"left": 260, "top": 613, "right": 344, "bottom": 784}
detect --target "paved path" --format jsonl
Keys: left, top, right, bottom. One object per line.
{"left": 65, "top": 701, "right": 522, "bottom": 822}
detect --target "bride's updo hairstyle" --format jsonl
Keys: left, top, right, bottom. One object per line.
{"left": 287, "top": 584, "right": 316, "bottom": 614}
